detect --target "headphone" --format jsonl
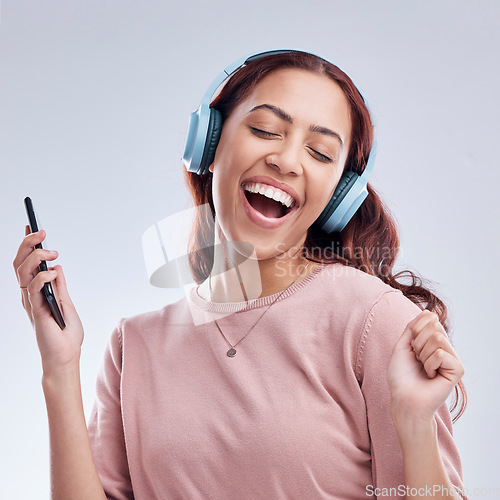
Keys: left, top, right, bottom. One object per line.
{"left": 182, "top": 49, "right": 376, "bottom": 234}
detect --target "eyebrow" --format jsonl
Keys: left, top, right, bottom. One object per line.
{"left": 247, "top": 103, "right": 344, "bottom": 147}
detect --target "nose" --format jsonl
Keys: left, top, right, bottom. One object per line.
{"left": 266, "top": 141, "right": 304, "bottom": 176}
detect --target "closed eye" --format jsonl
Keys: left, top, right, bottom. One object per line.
{"left": 250, "top": 127, "right": 278, "bottom": 138}
{"left": 307, "top": 147, "right": 333, "bottom": 163}
{"left": 251, "top": 127, "right": 333, "bottom": 163}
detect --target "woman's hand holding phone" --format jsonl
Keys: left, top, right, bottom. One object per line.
{"left": 14, "top": 223, "right": 107, "bottom": 499}
{"left": 13, "top": 226, "right": 84, "bottom": 378}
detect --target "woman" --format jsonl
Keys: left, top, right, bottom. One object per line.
{"left": 14, "top": 50, "right": 467, "bottom": 499}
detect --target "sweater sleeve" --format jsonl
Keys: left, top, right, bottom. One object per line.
{"left": 87, "top": 324, "right": 135, "bottom": 500}
{"left": 356, "top": 290, "right": 466, "bottom": 498}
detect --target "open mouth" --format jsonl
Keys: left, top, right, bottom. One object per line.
{"left": 242, "top": 182, "right": 296, "bottom": 219}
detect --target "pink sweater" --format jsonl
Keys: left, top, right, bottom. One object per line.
{"left": 88, "top": 262, "right": 466, "bottom": 499}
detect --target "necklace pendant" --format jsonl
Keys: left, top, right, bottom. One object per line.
{"left": 227, "top": 348, "right": 237, "bottom": 357}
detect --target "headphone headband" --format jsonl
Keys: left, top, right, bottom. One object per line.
{"left": 199, "top": 49, "right": 328, "bottom": 106}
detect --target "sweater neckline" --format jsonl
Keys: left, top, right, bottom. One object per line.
{"left": 188, "top": 262, "right": 328, "bottom": 314}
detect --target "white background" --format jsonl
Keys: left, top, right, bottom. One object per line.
{"left": 1, "top": 0, "right": 499, "bottom": 498}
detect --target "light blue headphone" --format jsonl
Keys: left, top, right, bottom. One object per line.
{"left": 182, "top": 49, "right": 376, "bottom": 234}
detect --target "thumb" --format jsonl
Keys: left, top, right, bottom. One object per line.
{"left": 392, "top": 318, "right": 416, "bottom": 355}
{"left": 393, "top": 309, "right": 430, "bottom": 354}
{"left": 50, "top": 265, "right": 79, "bottom": 323}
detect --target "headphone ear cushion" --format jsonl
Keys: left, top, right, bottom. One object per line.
{"left": 314, "top": 171, "right": 359, "bottom": 231}
{"left": 199, "top": 109, "right": 223, "bottom": 175}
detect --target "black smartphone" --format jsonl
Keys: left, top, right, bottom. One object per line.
{"left": 24, "top": 197, "right": 66, "bottom": 330}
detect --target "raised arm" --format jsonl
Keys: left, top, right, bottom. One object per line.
{"left": 358, "top": 291, "right": 466, "bottom": 497}
{"left": 14, "top": 227, "right": 107, "bottom": 500}
{"left": 388, "top": 309, "right": 467, "bottom": 499}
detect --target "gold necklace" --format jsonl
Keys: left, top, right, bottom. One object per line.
{"left": 209, "top": 259, "right": 311, "bottom": 357}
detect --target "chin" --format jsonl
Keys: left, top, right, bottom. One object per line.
{"left": 215, "top": 206, "right": 310, "bottom": 263}
{"left": 234, "top": 234, "right": 308, "bottom": 263}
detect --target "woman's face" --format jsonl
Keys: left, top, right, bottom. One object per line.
{"left": 209, "top": 68, "right": 352, "bottom": 260}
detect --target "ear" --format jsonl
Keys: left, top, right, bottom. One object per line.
{"left": 208, "top": 163, "right": 214, "bottom": 173}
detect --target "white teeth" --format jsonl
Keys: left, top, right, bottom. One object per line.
{"left": 279, "top": 192, "right": 291, "bottom": 207}
{"left": 272, "top": 191, "right": 282, "bottom": 203}
{"left": 283, "top": 196, "right": 294, "bottom": 208}
{"left": 243, "top": 182, "right": 295, "bottom": 209}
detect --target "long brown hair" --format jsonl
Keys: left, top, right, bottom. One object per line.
{"left": 182, "top": 51, "right": 466, "bottom": 421}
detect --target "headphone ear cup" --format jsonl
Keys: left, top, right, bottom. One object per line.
{"left": 199, "top": 109, "right": 223, "bottom": 175}
{"left": 313, "top": 172, "right": 359, "bottom": 232}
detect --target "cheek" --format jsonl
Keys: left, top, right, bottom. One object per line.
{"left": 210, "top": 160, "right": 241, "bottom": 218}
{"left": 215, "top": 124, "right": 253, "bottom": 163}
{"left": 310, "top": 172, "right": 342, "bottom": 210}
{"left": 211, "top": 137, "right": 258, "bottom": 206}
